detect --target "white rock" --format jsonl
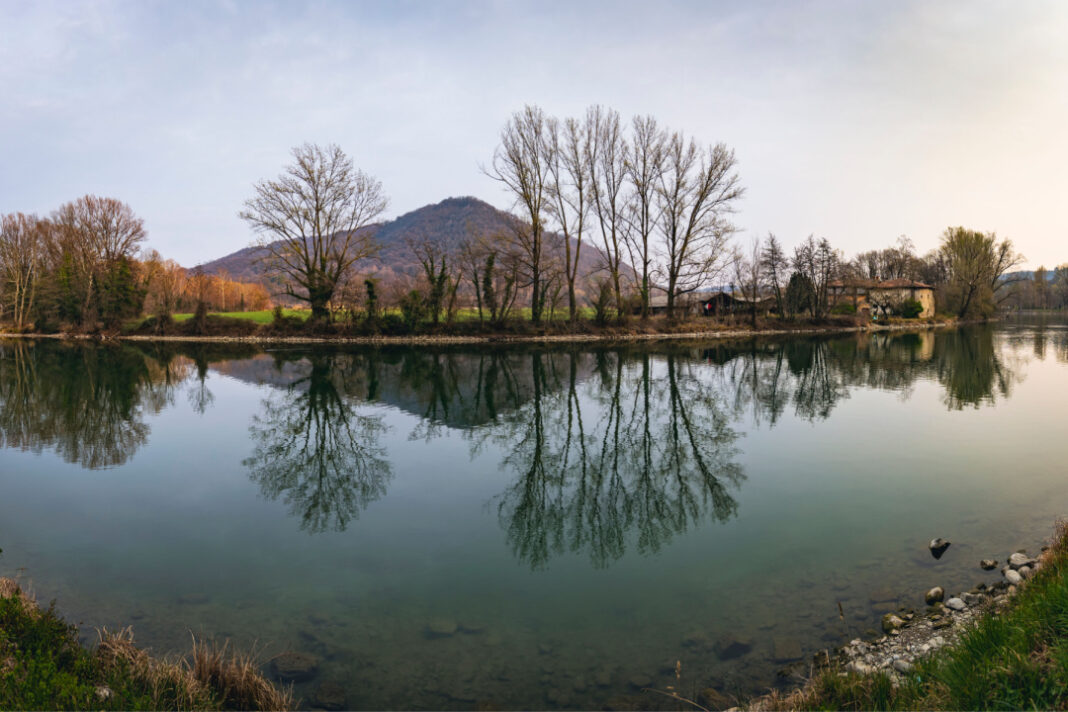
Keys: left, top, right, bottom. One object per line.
{"left": 1004, "top": 569, "right": 1023, "bottom": 585}
{"left": 929, "top": 636, "right": 945, "bottom": 648}
{"left": 945, "top": 597, "right": 966, "bottom": 611}
{"left": 1008, "top": 552, "right": 1035, "bottom": 569}
{"left": 1019, "top": 566, "right": 1034, "bottom": 579}
{"left": 893, "top": 659, "right": 913, "bottom": 673}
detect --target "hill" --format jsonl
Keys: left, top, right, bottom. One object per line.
{"left": 194, "top": 196, "right": 617, "bottom": 300}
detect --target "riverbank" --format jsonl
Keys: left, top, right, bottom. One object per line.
{"left": 747, "top": 522, "right": 1068, "bottom": 711}
{"left": 0, "top": 315, "right": 961, "bottom": 346}
{"left": 0, "top": 578, "right": 291, "bottom": 711}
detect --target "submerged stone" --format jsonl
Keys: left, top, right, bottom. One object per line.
{"left": 772, "top": 637, "right": 803, "bottom": 662}
{"left": 270, "top": 651, "right": 320, "bottom": 682}
{"left": 713, "top": 633, "right": 753, "bottom": 660}
{"left": 929, "top": 538, "right": 951, "bottom": 559}
{"left": 924, "top": 586, "right": 944, "bottom": 605}
{"left": 698, "top": 687, "right": 733, "bottom": 710}
{"left": 426, "top": 619, "right": 459, "bottom": 638}
{"left": 980, "top": 559, "right": 998, "bottom": 570}
{"left": 312, "top": 681, "right": 347, "bottom": 711}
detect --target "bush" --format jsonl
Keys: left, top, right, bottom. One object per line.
{"left": 901, "top": 299, "right": 924, "bottom": 319}
{"left": 830, "top": 302, "right": 856, "bottom": 315}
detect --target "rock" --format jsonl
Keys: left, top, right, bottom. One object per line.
{"left": 929, "top": 635, "right": 946, "bottom": 648}
{"left": 270, "top": 651, "right": 320, "bottom": 683}
{"left": 925, "top": 586, "right": 945, "bottom": 605}
{"left": 713, "top": 633, "right": 753, "bottom": 660}
{"left": 426, "top": 619, "right": 458, "bottom": 638}
{"left": 312, "top": 681, "right": 347, "bottom": 711}
{"left": 944, "top": 597, "right": 966, "bottom": 611}
{"left": 881, "top": 613, "right": 906, "bottom": 634}
{"left": 595, "top": 667, "right": 613, "bottom": 687}
{"left": 848, "top": 660, "right": 875, "bottom": 675}
{"left": 772, "top": 637, "right": 803, "bottom": 662}
{"left": 682, "top": 631, "right": 711, "bottom": 650}
{"left": 1004, "top": 569, "right": 1023, "bottom": 585}
{"left": 459, "top": 621, "right": 487, "bottom": 634}
{"left": 929, "top": 538, "right": 951, "bottom": 559}
{"left": 1008, "top": 552, "right": 1035, "bottom": 569}
{"left": 627, "top": 673, "right": 652, "bottom": 689}
{"left": 961, "top": 592, "right": 983, "bottom": 606}
{"left": 1019, "top": 565, "right": 1034, "bottom": 580}
{"left": 95, "top": 686, "right": 113, "bottom": 701}
{"left": 869, "top": 587, "right": 898, "bottom": 604}
{"left": 893, "top": 659, "right": 913, "bottom": 674}
{"left": 980, "top": 559, "right": 998, "bottom": 570}
{"left": 177, "top": 593, "right": 209, "bottom": 605}
{"left": 698, "top": 687, "right": 733, "bottom": 710}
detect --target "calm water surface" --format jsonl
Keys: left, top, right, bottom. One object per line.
{"left": 1, "top": 316, "right": 1067, "bottom": 709}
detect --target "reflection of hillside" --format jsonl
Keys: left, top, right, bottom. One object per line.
{"left": 211, "top": 349, "right": 597, "bottom": 429}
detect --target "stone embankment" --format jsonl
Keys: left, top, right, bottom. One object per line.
{"left": 833, "top": 548, "right": 1043, "bottom": 681}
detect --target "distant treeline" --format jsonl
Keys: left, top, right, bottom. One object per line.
{"left": 1002, "top": 265, "right": 1068, "bottom": 310}
{"left": 0, "top": 197, "right": 268, "bottom": 332}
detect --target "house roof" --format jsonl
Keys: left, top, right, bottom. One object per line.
{"left": 828, "top": 278, "right": 933, "bottom": 290}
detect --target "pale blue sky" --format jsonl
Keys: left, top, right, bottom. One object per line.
{"left": 2, "top": 0, "right": 1066, "bottom": 268}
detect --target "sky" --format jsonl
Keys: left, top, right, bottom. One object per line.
{"left": 1, "top": 0, "right": 1067, "bottom": 269}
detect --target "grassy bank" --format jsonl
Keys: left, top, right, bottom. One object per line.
{"left": 754, "top": 522, "right": 1068, "bottom": 711}
{"left": 0, "top": 578, "right": 291, "bottom": 711}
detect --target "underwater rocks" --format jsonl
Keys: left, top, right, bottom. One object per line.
{"left": 929, "top": 538, "right": 951, "bottom": 559}
{"left": 713, "top": 632, "right": 753, "bottom": 660}
{"left": 270, "top": 651, "right": 320, "bottom": 683}
{"left": 312, "top": 681, "right": 347, "bottom": 711}
{"left": 980, "top": 559, "right": 998, "bottom": 570}
{"left": 924, "top": 586, "right": 944, "bottom": 605}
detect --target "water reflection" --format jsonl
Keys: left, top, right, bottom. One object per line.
{"left": 483, "top": 350, "right": 744, "bottom": 568}
{"left": 0, "top": 325, "right": 1029, "bottom": 546}
{"left": 243, "top": 352, "right": 392, "bottom": 533}
{"left": 0, "top": 340, "right": 188, "bottom": 468}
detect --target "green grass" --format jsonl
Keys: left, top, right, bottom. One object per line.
{"left": 0, "top": 580, "right": 290, "bottom": 710}
{"left": 168, "top": 309, "right": 308, "bottom": 324}
{"left": 764, "top": 523, "right": 1068, "bottom": 710}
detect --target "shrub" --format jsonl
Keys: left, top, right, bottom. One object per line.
{"left": 830, "top": 302, "right": 856, "bottom": 315}
{"left": 901, "top": 298, "right": 924, "bottom": 319}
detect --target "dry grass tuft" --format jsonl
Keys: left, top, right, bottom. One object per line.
{"left": 0, "top": 577, "right": 37, "bottom": 615}
{"left": 191, "top": 636, "right": 294, "bottom": 711}
{"left": 96, "top": 627, "right": 213, "bottom": 710}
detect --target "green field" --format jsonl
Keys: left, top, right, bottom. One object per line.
{"left": 168, "top": 309, "right": 309, "bottom": 324}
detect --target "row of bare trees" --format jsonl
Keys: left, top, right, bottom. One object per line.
{"left": 488, "top": 104, "right": 744, "bottom": 323}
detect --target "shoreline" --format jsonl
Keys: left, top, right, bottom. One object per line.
{"left": 747, "top": 533, "right": 1055, "bottom": 711}
{"left": 0, "top": 319, "right": 962, "bottom": 346}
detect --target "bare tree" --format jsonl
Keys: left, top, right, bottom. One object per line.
{"left": 0, "top": 213, "right": 47, "bottom": 328}
{"left": 760, "top": 233, "right": 788, "bottom": 318}
{"left": 51, "top": 195, "right": 147, "bottom": 325}
{"left": 239, "top": 143, "right": 388, "bottom": 321}
{"left": 488, "top": 106, "right": 552, "bottom": 324}
{"left": 792, "top": 235, "right": 839, "bottom": 318}
{"left": 733, "top": 236, "right": 764, "bottom": 328}
{"left": 546, "top": 115, "right": 591, "bottom": 323}
{"left": 586, "top": 105, "right": 629, "bottom": 320}
{"left": 655, "top": 134, "right": 744, "bottom": 319}
{"left": 624, "top": 115, "right": 665, "bottom": 319}
{"left": 406, "top": 233, "right": 457, "bottom": 326}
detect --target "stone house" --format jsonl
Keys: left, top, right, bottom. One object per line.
{"left": 827, "top": 279, "right": 936, "bottom": 319}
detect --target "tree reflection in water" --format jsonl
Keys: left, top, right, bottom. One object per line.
{"left": 243, "top": 353, "right": 392, "bottom": 533}
{"left": 0, "top": 340, "right": 191, "bottom": 469}
{"left": 484, "top": 348, "right": 746, "bottom": 569}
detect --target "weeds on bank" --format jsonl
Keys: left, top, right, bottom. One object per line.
{"left": 754, "top": 522, "right": 1068, "bottom": 711}
{"left": 0, "top": 578, "right": 291, "bottom": 710}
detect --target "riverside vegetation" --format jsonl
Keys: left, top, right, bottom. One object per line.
{"left": 0, "top": 575, "right": 292, "bottom": 711}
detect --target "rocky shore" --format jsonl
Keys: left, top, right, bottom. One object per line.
{"left": 824, "top": 548, "right": 1044, "bottom": 683}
